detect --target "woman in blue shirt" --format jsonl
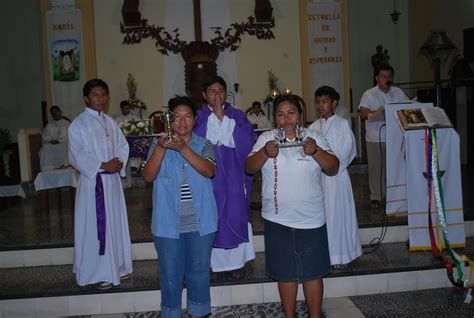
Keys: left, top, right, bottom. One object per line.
{"left": 143, "top": 96, "right": 218, "bottom": 318}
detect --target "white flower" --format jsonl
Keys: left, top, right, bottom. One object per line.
{"left": 137, "top": 121, "right": 145, "bottom": 128}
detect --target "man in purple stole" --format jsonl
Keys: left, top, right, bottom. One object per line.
{"left": 194, "top": 76, "right": 256, "bottom": 272}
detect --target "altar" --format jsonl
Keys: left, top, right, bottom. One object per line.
{"left": 385, "top": 102, "right": 465, "bottom": 250}
{"left": 123, "top": 135, "right": 158, "bottom": 188}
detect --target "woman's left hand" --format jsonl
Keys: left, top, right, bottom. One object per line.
{"left": 303, "top": 137, "right": 318, "bottom": 156}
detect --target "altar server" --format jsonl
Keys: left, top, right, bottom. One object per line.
{"left": 68, "top": 79, "right": 132, "bottom": 290}
{"left": 309, "top": 86, "right": 362, "bottom": 266}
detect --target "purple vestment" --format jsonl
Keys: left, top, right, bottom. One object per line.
{"left": 194, "top": 103, "right": 255, "bottom": 248}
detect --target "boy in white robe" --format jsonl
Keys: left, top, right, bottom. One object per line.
{"left": 309, "top": 86, "right": 362, "bottom": 266}
{"left": 39, "top": 106, "right": 70, "bottom": 171}
{"left": 68, "top": 79, "right": 133, "bottom": 289}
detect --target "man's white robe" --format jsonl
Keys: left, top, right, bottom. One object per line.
{"left": 309, "top": 115, "right": 362, "bottom": 265}
{"left": 68, "top": 107, "right": 132, "bottom": 286}
{"left": 39, "top": 118, "right": 70, "bottom": 171}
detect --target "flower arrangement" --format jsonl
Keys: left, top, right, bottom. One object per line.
{"left": 264, "top": 70, "right": 281, "bottom": 104}
{"left": 126, "top": 73, "right": 147, "bottom": 110}
{"left": 119, "top": 119, "right": 152, "bottom": 136}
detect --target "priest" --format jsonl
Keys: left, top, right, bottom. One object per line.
{"left": 68, "top": 78, "right": 132, "bottom": 290}
{"left": 194, "top": 75, "right": 256, "bottom": 274}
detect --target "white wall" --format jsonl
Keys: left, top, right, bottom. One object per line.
{"left": 348, "top": 0, "right": 411, "bottom": 111}
{"left": 0, "top": 0, "right": 44, "bottom": 141}
{"left": 94, "top": 0, "right": 301, "bottom": 117}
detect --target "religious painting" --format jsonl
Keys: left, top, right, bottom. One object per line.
{"left": 51, "top": 39, "right": 80, "bottom": 82}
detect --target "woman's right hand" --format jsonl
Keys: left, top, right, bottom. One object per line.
{"left": 264, "top": 140, "right": 279, "bottom": 158}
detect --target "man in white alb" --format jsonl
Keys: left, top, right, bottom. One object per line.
{"left": 39, "top": 106, "right": 70, "bottom": 171}
{"left": 114, "top": 100, "right": 138, "bottom": 125}
{"left": 68, "top": 79, "right": 132, "bottom": 290}
{"left": 359, "top": 65, "right": 409, "bottom": 208}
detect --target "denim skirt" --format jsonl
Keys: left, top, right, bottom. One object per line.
{"left": 264, "top": 219, "right": 331, "bottom": 282}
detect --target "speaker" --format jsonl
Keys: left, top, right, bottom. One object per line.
{"left": 464, "top": 27, "right": 474, "bottom": 62}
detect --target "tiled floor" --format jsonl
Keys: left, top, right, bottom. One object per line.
{"left": 72, "top": 297, "right": 365, "bottom": 317}
{"left": 1, "top": 165, "right": 473, "bottom": 250}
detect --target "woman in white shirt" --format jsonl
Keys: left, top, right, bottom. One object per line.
{"left": 246, "top": 94, "right": 339, "bottom": 318}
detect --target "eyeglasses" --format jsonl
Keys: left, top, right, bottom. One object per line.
{"left": 206, "top": 88, "right": 225, "bottom": 95}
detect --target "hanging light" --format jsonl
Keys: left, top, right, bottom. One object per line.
{"left": 390, "top": 0, "right": 401, "bottom": 24}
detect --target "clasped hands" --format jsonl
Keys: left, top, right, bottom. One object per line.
{"left": 263, "top": 137, "right": 319, "bottom": 158}
{"left": 101, "top": 157, "right": 123, "bottom": 172}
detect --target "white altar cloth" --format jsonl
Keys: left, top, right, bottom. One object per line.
{"left": 34, "top": 168, "right": 79, "bottom": 191}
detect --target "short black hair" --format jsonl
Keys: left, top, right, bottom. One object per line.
{"left": 273, "top": 94, "right": 304, "bottom": 114}
{"left": 252, "top": 101, "right": 262, "bottom": 107}
{"left": 168, "top": 95, "right": 197, "bottom": 117}
{"left": 120, "top": 100, "right": 130, "bottom": 108}
{"left": 314, "top": 86, "right": 340, "bottom": 101}
{"left": 201, "top": 75, "right": 227, "bottom": 92}
{"left": 49, "top": 105, "right": 61, "bottom": 114}
{"left": 83, "top": 78, "right": 109, "bottom": 96}
{"left": 375, "top": 64, "right": 394, "bottom": 77}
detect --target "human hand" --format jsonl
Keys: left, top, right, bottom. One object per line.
{"left": 264, "top": 140, "right": 279, "bottom": 158}
{"left": 211, "top": 95, "right": 225, "bottom": 120}
{"left": 101, "top": 157, "right": 123, "bottom": 172}
{"left": 158, "top": 135, "right": 188, "bottom": 153}
{"left": 303, "top": 137, "right": 318, "bottom": 156}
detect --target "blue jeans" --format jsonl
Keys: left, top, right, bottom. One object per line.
{"left": 154, "top": 231, "right": 215, "bottom": 318}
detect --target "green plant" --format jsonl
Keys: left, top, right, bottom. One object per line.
{"left": 0, "top": 128, "right": 12, "bottom": 150}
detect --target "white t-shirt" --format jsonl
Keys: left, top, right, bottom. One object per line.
{"left": 250, "top": 129, "right": 332, "bottom": 229}
{"left": 358, "top": 86, "right": 408, "bottom": 142}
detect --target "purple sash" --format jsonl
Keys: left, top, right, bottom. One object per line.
{"left": 95, "top": 171, "right": 115, "bottom": 255}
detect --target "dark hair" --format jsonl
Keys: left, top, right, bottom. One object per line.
{"left": 49, "top": 105, "right": 61, "bottom": 114}
{"left": 273, "top": 94, "right": 304, "bottom": 114}
{"left": 375, "top": 64, "right": 394, "bottom": 77}
{"left": 120, "top": 100, "right": 130, "bottom": 108}
{"left": 83, "top": 78, "right": 109, "bottom": 96}
{"left": 252, "top": 101, "right": 262, "bottom": 107}
{"left": 168, "top": 96, "right": 197, "bottom": 117}
{"left": 314, "top": 86, "right": 340, "bottom": 101}
{"left": 201, "top": 75, "right": 227, "bottom": 92}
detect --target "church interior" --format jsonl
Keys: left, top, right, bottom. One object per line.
{"left": 1, "top": 0, "right": 474, "bottom": 317}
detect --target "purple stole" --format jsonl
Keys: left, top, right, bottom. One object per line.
{"left": 194, "top": 103, "right": 254, "bottom": 248}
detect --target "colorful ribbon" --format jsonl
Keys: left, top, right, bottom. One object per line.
{"left": 424, "top": 128, "right": 472, "bottom": 295}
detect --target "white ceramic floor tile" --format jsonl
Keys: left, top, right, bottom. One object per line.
{"left": 325, "top": 306, "right": 365, "bottom": 318}
{"left": 36, "top": 296, "right": 70, "bottom": 317}
{"left": 68, "top": 294, "right": 101, "bottom": 316}
{"left": 211, "top": 286, "right": 232, "bottom": 307}
{"left": 101, "top": 292, "right": 134, "bottom": 314}
{"left": 416, "top": 268, "right": 446, "bottom": 290}
{"left": 50, "top": 247, "right": 74, "bottom": 265}
{"left": 322, "top": 296, "right": 357, "bottom": 310}
{"left": 324, "top": 276, "right": 357, "bottom": 298}
{"left": 132, "top": 242, "right": 156, "bottom": 260}
{"left": 231, "top": 284, "right": 263, "bottom": 305}
{"left": 356, "top": 273, "right": 388, "bottom": 295}
{"left": 133, "top": 290, "right": 160, "bottom": 312}
{"left": 253, "top": 235, "right": 265, "bottom": 252}
{"left": 0, "top": 251, "right": 25, "bottom": 268}
{"left": 262, "top": 282, "right": 280, "bottom": 303}
{"left": 26, "top": 249, "right": 52, "bottom": 266}
{"left": 1, "top": 299, "right": 35, "bottom": 318}
{"left": 386, "top": 271, "right": 417, "bottom": 292}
